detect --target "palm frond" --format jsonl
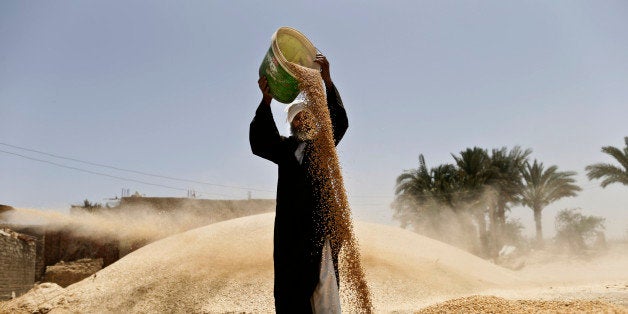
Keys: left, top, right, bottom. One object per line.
{"left": 601, "top": 146, "right": 628, "bottom": 170}
{"left": 585, "top": 163, "right": 628, "bottom": 187}
{"left": 585, "top": 137, "right": 628, "bottom": 188}
{"left": 521, "top": 160, "right": 580, "bottom": 211}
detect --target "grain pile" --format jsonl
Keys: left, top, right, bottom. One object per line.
{"left": 0, "top": 213, "right": 529, "bottom": 313}
{"left": 0, "top": 283, "right": 70, "bottom": 314}
{"left": 417, "top": 295, "right": 627, "bottom": 313}
{"left": 286, "top": 62, "right": 373, "bottom": 312}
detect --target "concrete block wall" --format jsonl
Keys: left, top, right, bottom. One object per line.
{"left": 0, "top": 229, "right": 36, "bottom": 300}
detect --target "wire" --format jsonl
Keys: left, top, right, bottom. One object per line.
{"left": 0, "top": 142, "right": 275, "bottom": 193}
{"left": 0, "top": 142, "right": 397, "bottom": 200}
{"left": 3, "top": 141, "right": 606, "bottom": 200}
{"left": 0, "top": 149, "right": 235, "bottom": 198}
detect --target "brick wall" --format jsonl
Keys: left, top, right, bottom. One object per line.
{"left": 0, "top": 229, "right": 36, "bottom": 300}
{"left": 17, "top": 227, "right": 45, "bottom": 282}
{"left": 0, "top": 225, "right": 46, "bottom": 282}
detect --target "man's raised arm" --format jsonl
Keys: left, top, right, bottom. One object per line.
{"left": 249, "top": 77, "right": 284, "bottom": 164}
{"left": 315, "top": 53, "right": 348, "bottom": 146}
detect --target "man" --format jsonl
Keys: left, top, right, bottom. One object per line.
{"left": 249, "top": 53, "right": 348, "bottom": 313}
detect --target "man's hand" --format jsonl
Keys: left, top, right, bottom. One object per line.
{"left": 314, "top": 52, "right": 332, "bottom": 86}
{"left": 258, "top": 76, "right": 272, "bottom": 105}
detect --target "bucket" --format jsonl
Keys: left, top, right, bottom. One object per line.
{"left": 259, "top": 27, "right": 320, "bottom": 104}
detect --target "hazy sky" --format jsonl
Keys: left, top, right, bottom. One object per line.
{"left": 1, "top": 1, "right": 627, "bottom": 238}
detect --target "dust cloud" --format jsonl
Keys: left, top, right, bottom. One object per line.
{"left": 1, "top": 205, "right": 219, "bottom": 245}
{"left": 392, "top": 188, "right": 506, "bottom": 255}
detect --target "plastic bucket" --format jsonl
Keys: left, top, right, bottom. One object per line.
{"left": 259, "top": 27, "right": 319, "bottom": 104}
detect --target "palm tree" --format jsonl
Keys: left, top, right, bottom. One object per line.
{"left": 487, "top": 147, "right": 531, "bottom": 222}
{"left": 521, "top": 160, "right": 581, "bottom": 246}
{"left": 393, "top": 154, "right": 460, "bottom": 230}
{"left": 452, "top": 147, "right": 493, "bottom": 256}
{"left": 430, "top": 163, "right": 462, "bottom": 207}
{"left": 486, "top": 146, "right": 531, "bottom": 254}
{"left": 393, "top": 154, "right": 433, "bottom": 228}
{"left": 585, "top": 137, "right": 628, "bottom": 187}
{"left": 452, "top": 147, "right": 493, "bottom": 197}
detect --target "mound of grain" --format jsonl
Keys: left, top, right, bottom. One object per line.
{"left": 0, "top": 283, "right": 69, "bottom": 314}
{"left": 417, "top": 295, "right": 627, "bottom": 313}
{"left": 2, "top": 213, "right": 522, "bottom": 313}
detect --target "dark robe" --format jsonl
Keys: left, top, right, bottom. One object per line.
{"left": 249, "top": 83, "right": 348, "bottom": 313}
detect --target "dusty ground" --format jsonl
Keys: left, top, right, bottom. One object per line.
{"left": 1, "top": 213, "right": 626, "bottom": 313}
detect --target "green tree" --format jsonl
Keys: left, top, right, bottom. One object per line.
{"left": 452, "top": 147, "right": 532, "bottom": 256}
{"left": 81, "top": 199, "right": 103, "bottom": 213}
{"left": 555, "top": 208, "right": 605, "bottom": 253}
{"left": 585, "top": 136, "right": 628, "bottom": 188}
{"left": 452, "top": 147, "right": 494, "bottom": 256}
{"left": 502, "top": 218, "right": 526, "bottom": 248}
{"left": 521, "top": 160, "right": 581, "bottom": 246}
{"left": 487, "top": 147, "right": 531, "bottom": 224}
{"left": 392, "top": 155, "right": 476, "bottom": 247}
{"left": 486, "top": 146, "right": 531, "bottom": 255}
{"left": 392, "top": 154, "right": 460, "bottom": 230}
{"left": 393, "top": 155, "right": 430, "bottom": 229}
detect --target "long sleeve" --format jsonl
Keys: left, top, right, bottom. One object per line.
{"left": 249, "top": 101, "right": 286, "bottom": 164}
{"left": 325, "top": 83, "right": 348, "bottom": 146}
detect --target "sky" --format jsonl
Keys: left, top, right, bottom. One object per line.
{"left": 1, "top": 1, "right": 627, "bottom": 238}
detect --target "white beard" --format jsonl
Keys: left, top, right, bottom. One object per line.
{"left": 291, "top": 124, "right": 318, "bottom": 141}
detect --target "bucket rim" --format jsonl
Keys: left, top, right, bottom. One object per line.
{"left": 270, "top": 27, "right": 318, "bottom": 78}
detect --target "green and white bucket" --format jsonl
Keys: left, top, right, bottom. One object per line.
{"left": 259, "top": 27, "right": 319, "bottom": 104}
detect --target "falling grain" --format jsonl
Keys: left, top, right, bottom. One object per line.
{"left": 286, "top": 62, "right": 373, "bottom": 313}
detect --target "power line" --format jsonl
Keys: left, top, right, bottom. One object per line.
{"left": 0, "top": 142, "right": 275, "bottom": 193}
{"left": 0, "top": 144, "right": 395, "bottom": 200}
{"left": 4, "top": 142, "right": 605, "bottom": 200}
{"left": 0, "top": 149, "right": 234, "bottom": 198}
{"left": 0, "top": 142, "right": 403, "bottom": 199}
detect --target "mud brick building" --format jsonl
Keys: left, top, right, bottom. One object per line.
{"left": 0, "top": 229, "right": 37, "bottom": 300}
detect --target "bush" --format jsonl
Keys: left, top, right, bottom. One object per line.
{"left": 554, "top": 208, "right": 605, "bottom": 253}
{"left": 502, "top": 218, "right": 527, "bottom": 248}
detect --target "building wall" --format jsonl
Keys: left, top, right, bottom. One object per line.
{"left": 0, "top": 225, "right": 46, "bottom": 282}
{"left": 0, "top": 229, "right": 36, "bottom": 301}
{"left": 44, "top": 230, "right": 119, "bottom": 268}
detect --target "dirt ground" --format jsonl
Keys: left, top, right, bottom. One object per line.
{"left": 1, "top": 213, "right": 626, "bottom": 313}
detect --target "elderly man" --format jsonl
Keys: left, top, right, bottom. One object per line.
{"left": 249, "top": 53, "right": 348, "bottom": 313}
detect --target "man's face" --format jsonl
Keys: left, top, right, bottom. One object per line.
{"left": 291, "top": 110, "right": 318, "bottom": 141}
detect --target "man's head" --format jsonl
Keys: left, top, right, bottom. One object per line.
{"left": 286, "top": 100, "right": 318, "bottom": 141}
